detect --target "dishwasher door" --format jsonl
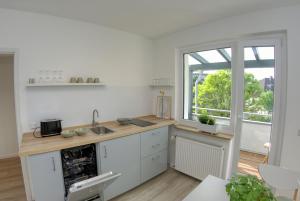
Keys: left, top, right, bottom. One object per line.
{"left": 67, "top": 172, "right": 121, "bottom": 201}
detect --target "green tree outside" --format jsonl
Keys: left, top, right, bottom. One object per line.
{"left": 194, "top": 70, "right": 273, "bottom": 122}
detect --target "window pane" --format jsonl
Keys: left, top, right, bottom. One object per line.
{"left": 257, "top": 47, "right": 274, "bottom": 60}
{"left": 243, "top": 46, "right": 275, "bottom": 123}
{"left": 188, "top": 55, "right": 201, "bottom": 65}
{"left": 244, "top": 48, "right": 256, "bottom": 61}
{"left": 224, "top": 48, "right": 232, "bottom": 59}
{"left": 183, "top": 48, "right": 232, "bottom": 125}
{"left": 197, "top": 50, "right": 227, "bottom": 63}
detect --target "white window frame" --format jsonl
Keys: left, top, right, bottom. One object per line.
{"left": 175, "top": 32, "right": 287, "bottom": 176}
{"left": 175, "top": 41, "right": 236, "bottom": 134}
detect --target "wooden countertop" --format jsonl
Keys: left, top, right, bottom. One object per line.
{"left": 174, "top": 124, "right": 233, "bottom": 141}
{"left": 19, "top": 115, "right": 176, "bottom": 157}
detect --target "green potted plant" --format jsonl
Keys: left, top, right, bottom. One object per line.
{"left": 197, "top": 113, "right": 217, "bottom": 133}
{"left": 226, "top": 175, "right": 276, "bottom": 201}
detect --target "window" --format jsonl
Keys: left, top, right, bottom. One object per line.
{"left": 243, "top": 46, "right": 275, "bottom": 123}
{"left": 183, "top": 47, "right": 232, "bottom": 125}
{"left": 181, "top": 44, "right": 276, "bottom": 128}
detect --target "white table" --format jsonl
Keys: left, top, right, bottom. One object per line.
{"left": 183, "top": 175, "right": 229, "bottom": 201}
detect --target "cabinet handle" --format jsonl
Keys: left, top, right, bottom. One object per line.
{"left": 104, "top": 145, "right": 108, "bottom": 158}
{"left": 51, "top": 157, "right": 56, "bottom": 172}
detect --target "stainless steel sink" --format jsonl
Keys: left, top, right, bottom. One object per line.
{"left": 130, "top": 119, "right": 156, "bottom": 127}
{"left": 90, "top": 126, "right": 114, "bottom": 135}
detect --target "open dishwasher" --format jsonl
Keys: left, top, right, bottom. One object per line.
{"left": 61, "top": 144, "right": 121, "bottom": 201}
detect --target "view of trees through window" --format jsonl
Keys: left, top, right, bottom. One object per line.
{"left": 185, "top": 46, "right": 274, "bottom": 123}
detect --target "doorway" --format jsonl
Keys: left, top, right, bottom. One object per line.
{"left": 0, "top": 53, "right": 26, "bottom": 200}
{"left": 0, "top": 54, "right": 18, "bottom": 159}
{"left": 236, "top": 37, "right": 286, "bottom": 178}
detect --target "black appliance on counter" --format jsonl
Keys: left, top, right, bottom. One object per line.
{"left": 61, "top": 144, "right": 98, "bottom": 197}
{"left": 40, "top": 119, "right": 62, "bottom": 137}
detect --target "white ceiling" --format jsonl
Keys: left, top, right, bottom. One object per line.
{"left": 0, "top": 0, "right": 299, "bottom": 38}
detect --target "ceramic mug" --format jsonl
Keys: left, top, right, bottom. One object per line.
{"left": 87, "top": 77, "right": 94, "bottom": 83}
{"left": 94, "top": 77, "right": 100, "bottom": 83}
{"left": 77, "top": 77, "right": 84, "bottom": 83}
{"left": 70, "top": 77, "right": 77, "bottom": 83}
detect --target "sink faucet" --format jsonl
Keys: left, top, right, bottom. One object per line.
{"left": 92, "top": 109, "right": 99, "bottom": 128}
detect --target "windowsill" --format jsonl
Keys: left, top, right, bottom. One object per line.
{"left": 174, "top": 123, "right": 233, "bottom": 140}
{"left": 179, "top": 118, "right": 233, "bottom": 134}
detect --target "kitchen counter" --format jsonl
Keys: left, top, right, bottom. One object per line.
{"left": 19, "top": 115, "right": 175, "bottom": 157}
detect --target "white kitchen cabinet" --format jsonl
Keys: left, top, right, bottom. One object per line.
{"left": 28, "top": 151, "right": 65, "bottom": 201}
{"left": 98, "top": 134, "right": 141, "bottom": 201}
{"left": 141, "top": 126, "right": 168, "bottom": 157}
{"left": 141, "top": 126, "right": 168, "bottom": 183}
{"left": 141, "top": 149, "right": 168, "bottom": 183}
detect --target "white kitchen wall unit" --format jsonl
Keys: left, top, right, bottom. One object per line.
{"left": 140, "top": 126, "right": 168, "bottom": 183}
{"left": 27, "top": 151, "right": 65, "bottom": 201}
{"left": 26, "top": 83, "right": 105, "bottom": 87}
{"left": 175, "top": 136, "right": 224, "bottom": 180}
{"left": 97, "top": 134, "right": 141, "bottom": 201}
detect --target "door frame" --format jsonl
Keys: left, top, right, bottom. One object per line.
{"left": 0, "top": 48, "right": 32, "bottom": 200}
{"left": 231, "top": 33, "right": 287, "bottom": 175}
{"left": 0, "top": 48, "right": 22, "bottom": 145}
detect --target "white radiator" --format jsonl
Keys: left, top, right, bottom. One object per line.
{"left": 175, "top": 137, "right": 224, "bottom": 180}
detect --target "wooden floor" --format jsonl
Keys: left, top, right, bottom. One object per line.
{"left": 238, "top": 150, "right": 266, "bottom": 178}
{"left": 111, "top": 169, "right": 200, "bottom": 201}
{"left": 0, "top": 157, "right": 26, "bottom": 201}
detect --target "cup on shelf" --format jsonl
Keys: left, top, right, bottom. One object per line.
{"left": 94, "top": 77, "right": 100, "bottom": 83}
{"left": 77, "top": 77, "right": 84, "bottom": 83}
{"left": 28, "top": 78, "right": 35, "bottom": 84}
{"left": 70, "top": 77, "right": 77, "bottom": 83}
{"left": 86, "top": 77, "right": 94, "bottom": 83}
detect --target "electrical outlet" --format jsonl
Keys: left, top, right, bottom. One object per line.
{"left": 297, "top": 130, "right": 300, "bottom": 137}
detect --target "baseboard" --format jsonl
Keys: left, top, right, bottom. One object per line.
{"left": 0, "top": 153, "right": 18, "bottom": 159}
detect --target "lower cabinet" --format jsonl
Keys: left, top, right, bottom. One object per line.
{"left": 141, "top": 126, "right": 169, "bottom": 183}
{"left": 27, "top": 151, "right": 65, "bottom": 201}
{"left": 26, "top": 126, "right": 169, "bottom": 201}
{"left": 97, "top": 134, "right": 141, "bottom": 201}
{"left": 141, "top": 149, "right": 168, "bottom": 183}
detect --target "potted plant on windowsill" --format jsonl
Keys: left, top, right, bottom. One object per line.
{"left": 197, "top": 114, "right": 217, "bottom": 134}
{"left": 226, "top": 175, "right": 276, "bottom": 201}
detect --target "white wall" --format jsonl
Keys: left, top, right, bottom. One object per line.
{"left": 0, "top": 8, "right": 154, "bottom": 142}
{"left": 153, "top": 5, "right": 300, "bottom": 172}
{"left": 240, "top": 122, "right": 271, "bottom": 155}
{"left": 0, "top": 55, "right": 18, "bottom": 158}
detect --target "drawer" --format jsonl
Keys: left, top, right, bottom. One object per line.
{"left": 141, "top": 126, "right": 168, "bottom": 157}
{"left": 141, "top": 149, "right": 167, "bottom": 183}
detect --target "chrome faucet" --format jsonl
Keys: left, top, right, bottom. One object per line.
{"left": 92, "top": 109, "right": 99, "bottom": 128}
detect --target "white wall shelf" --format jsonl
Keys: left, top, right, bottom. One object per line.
{"left": 149, "top": 84, "right": 174, "bottom": 87}
{"left": 26, "top": 83, "right": 105, "bottom": 87}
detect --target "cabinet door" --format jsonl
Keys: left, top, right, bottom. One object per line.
{"left": 141, "top": 149, "right": 168, "bottom": 183}
{"left": 28, "top": 151, "right": 65, "bottom": 201}
{"left": 141, "top": 126, "right": 168, "bottom": 157}
{"left": 99, "top": 134, "right": 140, "bottom": 201}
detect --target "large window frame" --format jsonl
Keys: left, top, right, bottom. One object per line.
{"left": 176, "top": 41, "right": 236, "bottom": 134}
{"left": 175, "top": 33, "right": 287, "bottom": 175}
